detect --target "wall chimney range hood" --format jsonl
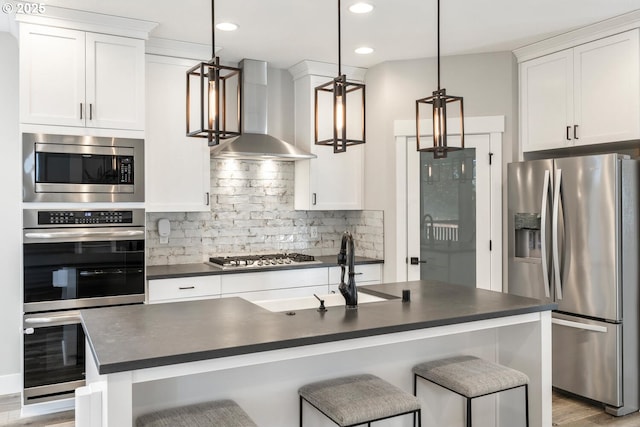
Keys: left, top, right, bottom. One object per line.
{"left": 210, "top": 59, "right": 316, "bottom": 160}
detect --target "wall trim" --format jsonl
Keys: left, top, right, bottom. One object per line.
{"left": 394, "top": 115, "right": 505, "bottom": 137}
{"left": 513, "top": 10, "right": 640, "bottom": 63}
{"left": 288, "top": 60, "right": 367, "bottom": 82}
{"left": 0, "top": 373, "right": 21, "bottom": 395}
{"left": 146, "top": 37, "right": 211, "bottom": 61}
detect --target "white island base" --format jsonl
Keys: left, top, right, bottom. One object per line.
{"left": 77, "top": 311, "right": 551, "bottom": 427}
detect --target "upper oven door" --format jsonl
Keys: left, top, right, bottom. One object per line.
{"left": 23, "top": 227, "right": 145, "bottom": 313}
{"left": 23, "top": 133, "right": 145, "bottom": 203}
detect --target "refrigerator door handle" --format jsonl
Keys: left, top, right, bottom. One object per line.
{"left": 552, "top": 168, "right": 563, "bottom": 300}
{"left": 552, "top": 318, "right": 608, "bottom": 333}
{"left": 540, "top": 169, "right": 551, "bottom": 298}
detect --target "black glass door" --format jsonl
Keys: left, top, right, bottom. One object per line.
{"left": 35, "top": 152, "right": 133, "bottom": 185}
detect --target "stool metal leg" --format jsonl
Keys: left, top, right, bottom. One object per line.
{"left": 466, "top": 397, "right": 472, "bottom": 427}
{"left": 299, "top": 396, "right": 303, "bottom": 427}
{"left": 525, "top": 384, "right": 530, "bottom": 427}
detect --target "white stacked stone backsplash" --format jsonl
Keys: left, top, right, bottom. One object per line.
{"left": 146, "top": 159, "right": 383, "bottom": 266}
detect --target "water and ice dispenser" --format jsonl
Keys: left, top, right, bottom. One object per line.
{"left": 514, "top": 213, "right": 541, "bottom": 259}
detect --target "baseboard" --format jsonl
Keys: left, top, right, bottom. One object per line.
{"left": 0, "top": 373, "right": 21, "bottom": 396}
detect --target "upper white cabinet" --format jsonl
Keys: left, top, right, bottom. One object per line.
{"left": 519, "top": 29, "right": 640, "bottom": 152}
{"left": 145, "top": 54, "right": 211, "bottom": 212}
{"left": 20, "top": 23, "right": 145, "bottom": 131}
{"left": 290, "top": 61, "right": 365, "bottom": 210}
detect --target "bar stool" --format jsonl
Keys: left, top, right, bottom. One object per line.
{"left": 412, "top": 355, "right": 529, "bottom": 427}
{"left": 135, "top": 399, "right": 257, "bottom": 427}
{"left": 299, "top": 373, "right": 422, "bottom": 426}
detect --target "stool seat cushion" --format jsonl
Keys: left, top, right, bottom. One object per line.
{"left": 299, "top": 374, "right": 420, "bottom": 426}
{"left": 135, "top": 399, "right": 257, "bottom": 427}
{"left": 413, "top": 355, "right": 529, "bottom": 398}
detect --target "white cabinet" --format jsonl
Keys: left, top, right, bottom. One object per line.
{"left": 145, "top": 55, "right": 211, "bottom": 212}
{"left": 20, "top": 23, "right": 145, "bottom": 130}
{"left": 147, "top": 276, "right": 221, "bottom": 304}
{"left": 291, "top": 63, "right": 365, "bottom": 210}
{"left": 520, "top": 29, "right": 640, "bottom": 152}
{"left": 220, "top": 268, "right": 328, "bottom": 298}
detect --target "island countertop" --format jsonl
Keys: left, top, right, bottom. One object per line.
{"left": 81, "top": 280, "right": 556, "bottom": 375}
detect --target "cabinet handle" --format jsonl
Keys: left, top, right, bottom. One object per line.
{"left": 178, "top": 286, "right": 195, "bottom": 290}
{"left": 89, "top": 103, "right": 93, "bottom": 120}
{"left": 566, "top": 126, "right": 571, "bottom": 141}
{"left": 80, "top": 103, "right": 83, "bottom": 120}
{"left": 312, "top": 193, "right": 317, "bottom": 206}
{"left": 573, "top": 124, "right": 579, "bottom": 140}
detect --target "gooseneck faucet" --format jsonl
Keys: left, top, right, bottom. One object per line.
{"left": 338, "top": 231, "right": 357, "bottom": 309}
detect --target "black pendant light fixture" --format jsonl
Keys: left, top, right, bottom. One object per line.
{"left": 416, "top": 0, "right": 464, "bottom": 159}
{"left": 186, "top": 0, "right": 242, "bottom": 146}
{"left": 314, "top": 0, "right": 366, "bottom": 153}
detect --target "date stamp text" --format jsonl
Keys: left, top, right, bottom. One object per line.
{"left": 2, "top": 2, "right": 46, "bottom": 14}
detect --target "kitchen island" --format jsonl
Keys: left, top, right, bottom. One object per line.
{"left": 77, "top": 281, "right": 555, "bottom": 427}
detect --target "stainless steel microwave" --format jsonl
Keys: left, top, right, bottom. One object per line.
{"left": 22, "top": 133, "right": 144, "bottom": 203}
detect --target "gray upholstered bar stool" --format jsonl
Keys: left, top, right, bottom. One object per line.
{"left": 412, "top": 355, "right": 529, "bottom": 427}
{"left": 135, "top": 399, "right": 257, "bottom": 427}
{"left": 298, "top": 373, "right": 422, "bottom": 427}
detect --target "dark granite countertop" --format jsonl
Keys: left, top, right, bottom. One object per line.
{"left": 146, "top": 256, "right": 383, "bottom": 280}
{"left": 81, "top": 281, "right": 556, "bottom": 375}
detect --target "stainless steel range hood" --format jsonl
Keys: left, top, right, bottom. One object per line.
{"left": 210, "top": 59, "right": 315, "bottom": 160}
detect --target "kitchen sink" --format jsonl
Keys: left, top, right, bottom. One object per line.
{"left": 249, "top": 292, "right": 388, "bottom": 312}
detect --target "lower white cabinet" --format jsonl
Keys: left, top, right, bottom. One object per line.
{"left": 147, "top": 264, "right": 382, "bottom": 304}
{"left": 147, "top": 276, "right": 221, "bottom": 304}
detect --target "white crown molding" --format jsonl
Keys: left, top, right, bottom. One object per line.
{"left": 14, "top": 5, "right": 158, "bottom": 39}
{"left": 288, "top": 60, "right": 367, "bottom": 82}
{"left": 513, "top": 9, "right": 640, "bottom": 62}
{"left": 146, "top": 37, "right": 213, "bottom": 61}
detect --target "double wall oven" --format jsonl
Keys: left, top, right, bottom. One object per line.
{"left": 22, "top": 209, "right": 145, "bottom": 404}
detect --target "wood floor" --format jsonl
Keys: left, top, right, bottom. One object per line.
{"left": 2, "top": 391, "right": 640, "bottom": 426}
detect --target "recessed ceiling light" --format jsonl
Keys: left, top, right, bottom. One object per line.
{"left": 216, "top": 22, "right": 238, "bottom": 31}
{"left": 349, "top": 2, "right": 374, "bottom": 14}
{"left": 355, "top": 47, "right": 374, "bottom": 55}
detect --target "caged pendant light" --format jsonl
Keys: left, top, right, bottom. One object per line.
{"left": 416, "top": 0, "right": 465, "bottom": 159}
{"left": 186, "top": 0, "right": 242, "bottom": 146}
{"left": 314, "top": 0, "right": 366, "bottom": 153}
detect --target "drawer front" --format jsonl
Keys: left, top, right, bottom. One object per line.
{"left": 328, "top": 264, "right": 381, "bottom": 284}
{"left": 220, "top": 268, "right": 328, "bottom": 294}
{"left": 552, "top": 313, "right": 622, "bottom": 407}
{"left": 148, "top": 276, "right": 221, "bottom": 303}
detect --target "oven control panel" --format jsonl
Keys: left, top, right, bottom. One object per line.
{"left": 37, "top": 210, "right": 134, "bottom": 225}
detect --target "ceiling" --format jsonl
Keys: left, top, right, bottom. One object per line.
{"left": 27, "top": 0, "right": 640, "bottom": 69}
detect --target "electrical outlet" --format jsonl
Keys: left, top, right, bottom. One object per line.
{"left": 310, "top": 226, "right": 318, "bottom": 239}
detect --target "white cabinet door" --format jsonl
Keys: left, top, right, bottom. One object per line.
{"left": 573, "top": 29, "right": 640, "bottom": 145}
{"left": 220, "top": 268, "right": 328, "bottom": 295}
{"left": 86, "top": 33, "right": 145, "bottom": 130}
{"left": 19, "top": 24, "right": 85, "bottom": 127}
{"left": 520, "top": 49, "right": 573, "bottom": 152}
{"left": 147, "top": 276, "right": 221, "bottom": 304}
{"left": 145, "top": 55, "right": 211, "bottom": 212}
{"left": 19, "top": 23, "right": 145, "bottom": 131}
{"left": 294, "top": 74, "right": 364, "bottom": 210}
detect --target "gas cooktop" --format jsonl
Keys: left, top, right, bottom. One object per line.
{"left": 208, "top": 253, "right": 321, "bottom": 270}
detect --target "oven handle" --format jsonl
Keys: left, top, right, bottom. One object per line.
{"left": 24, "top": 230, "right": 145, "bottom": 240}
{"left": 79, "top": 268, "right": 143, "bottom": 277}
{"left": 24, "top": 313, "right": 82, "bottom": 328}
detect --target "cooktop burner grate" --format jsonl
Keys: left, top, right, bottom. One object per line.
{"left": 208, "top": 253, "right": 319, "bottom": 269}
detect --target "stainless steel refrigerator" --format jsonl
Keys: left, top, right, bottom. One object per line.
{"left": 507, "top": 153, "right": 640, "bottom": 416}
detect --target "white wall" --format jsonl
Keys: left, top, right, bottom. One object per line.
{"left": 364, "top": 52, "right": 519, "bottom": 282}
{"left": 0, "top": 31, "right": 22, "bottom": 393}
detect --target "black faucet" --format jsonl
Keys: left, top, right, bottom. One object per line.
{"left": 338, "top": 231, "right": 357, "bottom": 309}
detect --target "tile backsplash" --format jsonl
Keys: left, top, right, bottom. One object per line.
{"left": 146, "top": 159, "right": 383, "bottom": 266}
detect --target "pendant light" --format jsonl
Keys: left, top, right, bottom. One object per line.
{"left": 314, "top": 0, "right": 366, "bottom": 153}
{"left": 186, "top": 0, "right": 242, "bottom": 146}
{"left": 415, "top": 0, "right": 464, "bottom": 159}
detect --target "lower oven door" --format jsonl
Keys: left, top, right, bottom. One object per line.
{"left": 23, "top": 311, "right": 85, "bottom": 404}
{"left": 552, "top": 312, "right": 622, "bottom": 407}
